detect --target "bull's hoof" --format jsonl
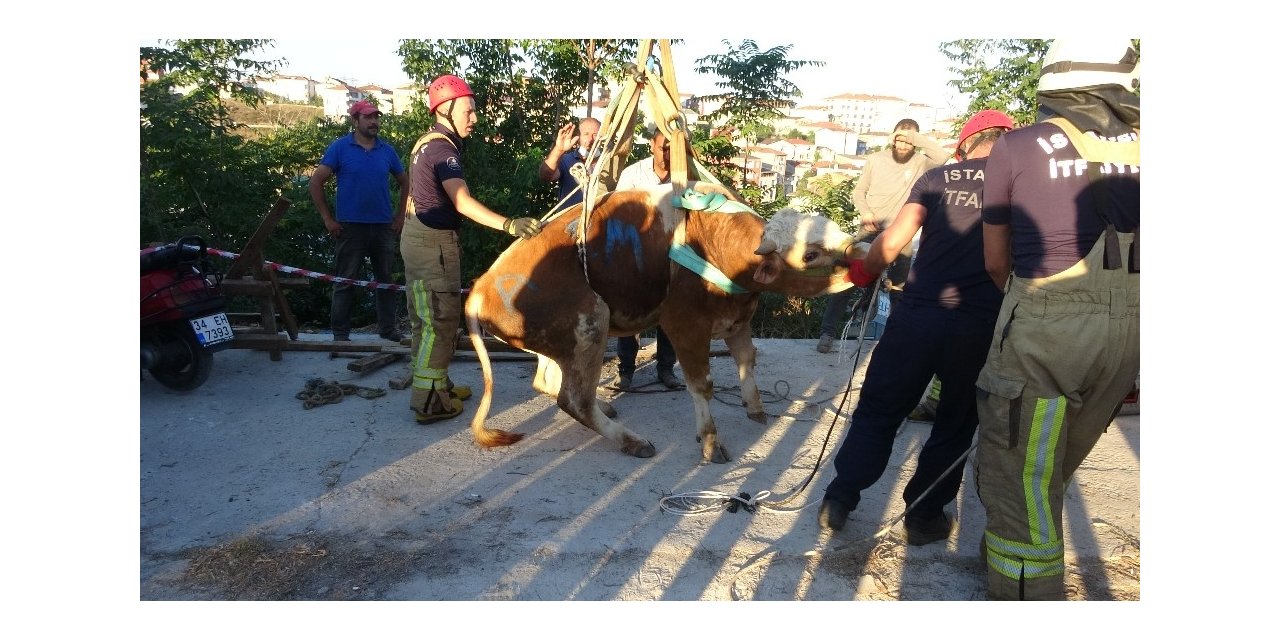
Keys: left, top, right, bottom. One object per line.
{"left": 699, "top": 436, "right": 731, "bottom": 464}
{"left": 597, "top": 399, "right": 618, "bottom": 419}
{"left": 747, "top": 411, "right": 767, "bottom": 424}
{"left": 704, "top": 444, "right": 731, "bottom": 464}
{"left": 622, "top": 439, "right": 656, "bottom": 458}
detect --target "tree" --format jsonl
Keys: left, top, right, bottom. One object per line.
{"left": 940, "top": 39, "right": 1048, "bottom": 127}
{"left": 140, "top": 39, "right": 287, "bottom": 244}
{"left": 690, "top": 40, "right": 821, "bottom": 213}
{"left": 560, "top": 39, "right": 639, "bottom": 119}
{"left": 940, "top": 39, "right": 1140, "bottom": 132}
{"left": 694, "top": 40, "right": 822, "bottom": 132}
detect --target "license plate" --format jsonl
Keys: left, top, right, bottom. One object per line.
{"left": 190, "top": 312, "right": 235, "bottom": 347}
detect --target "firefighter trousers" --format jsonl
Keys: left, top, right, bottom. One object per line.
{"left": 400, "top": 217, "right": 462, "bottom": 410}
{"left": 975, "top": 233, "right": 1139, "bottom": 600}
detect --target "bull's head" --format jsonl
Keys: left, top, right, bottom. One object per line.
{"left": 753, "top": 209, "right": 866, "bottom": 295}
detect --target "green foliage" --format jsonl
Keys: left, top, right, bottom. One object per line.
{"left": 781, "top": 128, "right": 814, "bottom": 143}
{"left": 140, "top": 39, "right": 291, "bottom": 246}
{"left": 141, "top": 38, "right": 840, "bottom": 335}
{"left": 694, "top": 40, "right": 823, "bottom": 131}
{"left": 939, "top": 39, "right": 1050, "bottom": 127}
{"left": 794, "top": 174, "right": 855, "bottom": 226}
{"left": 940, "top": 39, "right": 1140, "bottom": 136}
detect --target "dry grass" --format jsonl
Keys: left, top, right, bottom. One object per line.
{"left": 225, "top": 100, "right": 325, "bottom": 141}
{"left": 179, "top": 533, "right": 423, "bottom": 600}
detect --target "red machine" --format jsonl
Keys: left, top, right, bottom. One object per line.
{"left": 141, "top": 237, "right": 234, "bottom": 391}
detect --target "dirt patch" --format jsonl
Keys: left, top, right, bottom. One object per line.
{"left": 225, "top": 99, "right": 325, "bottom": 140}
{"left": 177, "top": 533, "right": 426, "bottom": 600}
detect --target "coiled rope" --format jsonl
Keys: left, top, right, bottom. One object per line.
{"left": 295, "top": 378, "right": 387, "bottom": 409}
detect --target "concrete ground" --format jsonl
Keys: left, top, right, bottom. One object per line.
{"left": 132, "top": 331, "right": 1145, "bottom": 633}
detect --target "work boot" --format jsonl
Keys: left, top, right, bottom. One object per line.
{"left": 380, "top": 329, "right": 405, "bottom": 343}
{"left": 904, "top": 512, "right": 953, "bottom": 546}
{"left": 816, "top": 334, "right": 834, "bottom": 353}
{"left": 658, "top": 369, "right": 683, "bottom": 389}
{"left": 908, "top": 399, "right": 937, "bottom": 423}
{"left": 817, "top": 498, "right": 851, "bottom": 532}
{"left": 412, "top": 388, "right": 464, "bottom": 425}
{"left": 442, "top": 376, "right": 471, "bottom": 401}
{"left": 616, "top": 373, "right": 633, "bottom": 390}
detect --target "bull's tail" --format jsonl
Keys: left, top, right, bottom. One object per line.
{"left": 464, "top": 295, "right": 525, "bottom": 448}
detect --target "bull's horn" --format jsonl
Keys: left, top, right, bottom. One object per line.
{"left": 754, "top": 238, "right": 777, "bottom": 255}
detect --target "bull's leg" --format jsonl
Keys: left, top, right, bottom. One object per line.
{"left": 553, "top": 303, "right": 654, "bottom": 458}
{"left": 724, "top": 323, "right": 766, "bottom": 423}
{"left": 666, "top": 326, "right": 729, "bottom": 464}
{"left": 534, "top": 354, "right": 616, "bottom": 419}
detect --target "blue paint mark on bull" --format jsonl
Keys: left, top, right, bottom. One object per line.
{"left": 604, "top": 219, "right": 644, "bottom": 270}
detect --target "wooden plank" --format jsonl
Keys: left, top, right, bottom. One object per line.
{"left": 346, "top": 352, "right": 402, "bottom": 373}
{"left": 267, "top": 269, "right": 299, "bottom": 340}
{"left": 276, "top": 276, "right": 311, "bottom": 289}
{"left": 230, "top": 333, "right": 287, "bottom": 351}
{"left": 283, "top": 341, "right": 385, "bottom": 353}
{"left": 225, "top": 197, "right": 291, "bottom": 279}
{"left": 219, "top": 278, "right": 277, "bottom": 296}
{"left": 454, "top": 334, "right": 528, "bottom": 353}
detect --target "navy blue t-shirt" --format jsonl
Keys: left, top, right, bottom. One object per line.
{"left": 982, "top": 122, "right": 1140, "bottom": 278}
{"left": 409, "top": 125, "right": 466, "bottom": 230}
{"left": 902, "top": 157, "right": 1003, "bottom": 319}
{"left": 554, "top": 149, "right": 587, "bottom": 212}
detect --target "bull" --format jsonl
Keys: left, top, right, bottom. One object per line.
{"left": 463, "top": 182, "right": 862, "bottom": 463}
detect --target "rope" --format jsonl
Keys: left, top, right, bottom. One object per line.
{"left": 295, "top": 377, "right": 387, "bottom": 409}
{"left": 657, "top": 276, "right": 899, "bottom": 515}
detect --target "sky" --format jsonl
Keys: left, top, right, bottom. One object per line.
{"left": 254, "top": 37, "right": 968, "bottom": 115}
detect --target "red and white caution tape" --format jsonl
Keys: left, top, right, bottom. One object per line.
{"left": 139, "top": 244, "right": 407, "bottom": 292}
{"left": 205, "top": 247, "right": 407, "bottom": 292}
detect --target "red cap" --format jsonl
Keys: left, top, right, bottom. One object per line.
{"left": 347, "top": 99, "right": 381, "bottom": 116}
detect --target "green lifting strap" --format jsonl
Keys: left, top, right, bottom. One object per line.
{"left": 672, "top": 187, "right": 756, "bottom": 214}
{"left": 668, "top": 244, "right": 749, "bottom": 294}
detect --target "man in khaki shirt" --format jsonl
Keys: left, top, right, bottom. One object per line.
{"left": 816, "top": 118, "right": 947, "bottom": 353}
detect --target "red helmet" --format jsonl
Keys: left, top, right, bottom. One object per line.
{"left": 428, "top": 74, "right": 474, "bottom": 113}
{"left": 956, "top": 109, "right": 1015, "bottom": 159}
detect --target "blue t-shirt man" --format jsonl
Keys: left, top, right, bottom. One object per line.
{"left": 308, "top": 99, "right": 409, "bottom": 342}
{"left": 317, "top": 133, "right": 404, "bottom": 223}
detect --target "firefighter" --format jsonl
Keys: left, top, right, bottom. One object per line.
{"left": 974, "top": 38, "right": 1140, "bottom": 600}
{"left": 401, "top": 74, "right": 542, "bottom": 424}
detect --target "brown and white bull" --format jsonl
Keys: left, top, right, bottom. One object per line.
{"left": 463, "top": 182, "right": 862, "bottom": 463}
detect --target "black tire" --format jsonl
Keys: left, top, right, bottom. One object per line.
{"left": 148, "top": 327, "right": 214, "bottom": 391}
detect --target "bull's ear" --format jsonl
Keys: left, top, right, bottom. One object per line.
{"left": 754, "top": 252, "right": 781, "bottom": 284}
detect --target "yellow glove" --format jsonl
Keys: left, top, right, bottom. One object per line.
{"left": 504, "top": 217, "right": 542, "bottom": 240}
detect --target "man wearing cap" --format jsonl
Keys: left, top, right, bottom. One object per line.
{"left": 974, "top": 38, "right": 1139, "bottom": 600}
{"left": 816, "top": 110, "right": 1015, "bottom": 545}
{"left": 309, "top": 98, "right": 408, "bottom": 343}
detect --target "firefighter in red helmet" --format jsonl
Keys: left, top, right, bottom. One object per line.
{"left": 817, "top": 109, "right": 1015, "bottom": 550}
{"left": 399, "top": 74, "right": 542, "bottom": 425}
